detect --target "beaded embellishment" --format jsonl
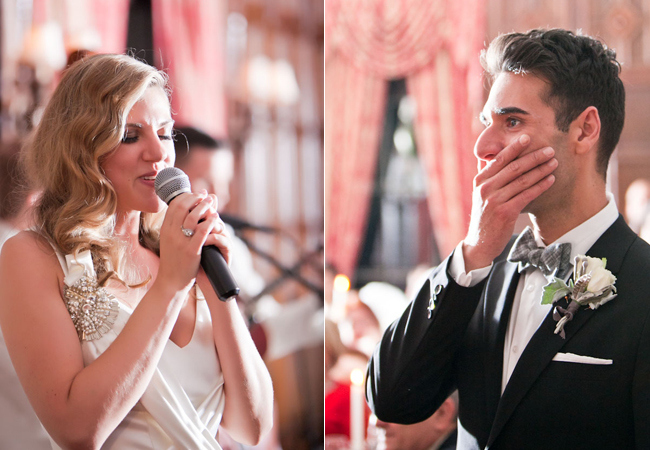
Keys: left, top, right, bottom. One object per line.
{"left": 64, "top": 272, "right": 119, "bottom": 341}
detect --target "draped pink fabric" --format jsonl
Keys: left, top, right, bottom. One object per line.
{"left": 151, "top": 0, "right": 227, "bottom": 137}
{"left": 325, "top": 57, "right": 387, "bottom": 276}
{"left": 90, "top": 0, "right": 130, "bottom": 53}
{"left": 325, "top": 0, "right": 486, "bottom": 276}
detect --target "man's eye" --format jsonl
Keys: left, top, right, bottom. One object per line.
{"left": 507, "top": 118, "right": 520, "bottom": 127}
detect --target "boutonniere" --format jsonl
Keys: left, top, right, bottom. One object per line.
{"left": 541, "top": 255, "right": 617, "bottom": 339}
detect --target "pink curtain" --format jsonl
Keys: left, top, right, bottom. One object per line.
{"left": 325, "top": 0, "right": 486, "bottom": 276}
{"left": 324, "top": 57, "right": 387, "bottom": 277}
{"left": 151, "top": 0, "right": 227, "bottom": 137}
{"left": 90, "top": 0, "right": 130, "bottom": 53}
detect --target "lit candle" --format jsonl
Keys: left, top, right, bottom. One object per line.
{"left": 350, "top": 368, "right": 365, "bottom": 450}
{"left": 331, "top": 274, "right": 350, "bottom": 322}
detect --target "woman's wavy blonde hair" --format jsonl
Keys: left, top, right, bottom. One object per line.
{"left": 22, "top": 54, "right": 169, "bottom": 285}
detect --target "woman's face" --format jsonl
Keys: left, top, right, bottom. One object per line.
{"left": 102, "top": 86, "right": 175, "bottom": 214}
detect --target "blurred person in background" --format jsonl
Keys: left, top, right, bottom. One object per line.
{"left": 173, "top": 126, "right": 266, "bottom": 300}
{"left": 375, "top": 392, "right": 458, "bottom": 450}
{"left": 339, "top": 289, "right": 382, "bottom": 357}
{"left": 0, "top": 141, "right": 49, "bottom": 448}
{"left": 325, "top": 281, "right": 408, "bottom": 444}
{"left": 0, "top": 141, "right": 37, "bottom": 247}
{"left": 325, "top": 318, "right": 370, "bottom": 439}
{"left": 173, "top": 130, "right": 283, "bottom": 450}
{"left": 0, "top": 54, "right": 273, "bottom": 449}
{"left": 624, "top": 178, "right": 650, "bottom": 235}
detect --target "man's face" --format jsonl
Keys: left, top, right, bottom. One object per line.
{"left": 475, "top": 72, "right": 575, "bottom": 216}
{"left": 375, "top": 415, "right": 446, "bottom": 450}
{"left": 179, "top": 146, "right": 234, "bottom": 212}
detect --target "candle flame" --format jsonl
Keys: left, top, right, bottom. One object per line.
{"left": 350, "top": 368, "right": 364, "bottom": 386}
{"left": 334, "top": 274, "right": 351, "bottom": 293}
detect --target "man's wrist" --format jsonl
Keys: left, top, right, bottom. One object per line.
{"left": 462, "top": 241, "right": 496, "bottom": 273}
{"left": 450, "top": 242, "right": 492, "bottom": 287}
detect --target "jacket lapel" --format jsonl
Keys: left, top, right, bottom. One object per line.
{"left": 486, "top": 215, "right": 635, "bottom": 447}
{"left": 482, "top": 259, "right": 520, "bottom": 427}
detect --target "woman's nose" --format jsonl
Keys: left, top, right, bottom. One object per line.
{"left": 143, "top": 134, "right": 168, "bottom": 163}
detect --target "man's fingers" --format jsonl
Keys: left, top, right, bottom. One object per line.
{"left": 475, "top": 134, "right": 531, "bottom": 184}
{"left": 508, "top": 174, "right": 555, "bottom": 212}
{"left": 494, "top": 156, "right": 558, "bottom": 204}
{"left": 491, "top": 147, "right": 556, "bottom": 192}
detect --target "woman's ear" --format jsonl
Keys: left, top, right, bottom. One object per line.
{"left": 570, "top": 106, "right": 601, "bottom": 155}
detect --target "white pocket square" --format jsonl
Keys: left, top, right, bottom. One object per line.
{"left": 552, "top": 352, "right": 613, "bottom": 365}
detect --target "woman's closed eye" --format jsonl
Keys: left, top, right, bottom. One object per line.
{"left": 122, "top": 133, "right": 139, "bottom": 144}
{"left": 122, "top": 133, "right": 173, "bottom": 144}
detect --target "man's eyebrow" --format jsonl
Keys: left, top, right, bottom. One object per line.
{"left": 494, "top": 107, "right": 529, "bottom": 116}
{"left": 479, "top": 107, "right": 529, "bottom": 125}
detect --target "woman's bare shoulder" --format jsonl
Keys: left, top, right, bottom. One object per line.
{"left": 0, "top": 230, "right": 64, "bottom": 283}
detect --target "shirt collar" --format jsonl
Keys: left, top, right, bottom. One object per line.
{"left": 533, "top": 192, "right": 618, "bottom": 266}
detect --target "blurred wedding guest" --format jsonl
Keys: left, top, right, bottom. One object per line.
{"left": 357, "top": 281, "right": 409, "bottom": 332}
{"left": 339, "top": 282, "right": 409, "bottom": 356}
{"left": 375, "top": 392, "right": 458, "bottom": 450}
{"left": 174, "top": 126, "right": 234, "bottom": 210}
{"left": 174, "top": 128, "right": 291, "bottom": 449}
{"left": 325, "top": 319, "right": 370, "bottom": 439}
{"left": 326, "top": 282, "right": 409, "bottom": 442}
{"left": 0, "top": 54, "right": 273, "bottom": 449}
{"left": 405, "top": 265, "right": 434, "bottom": 300}
{"left": 340, "top": 289, "right": 382, "bottom": 357}
{"left": 174, "top": 126, "right": 266, "bottom": 299}
{"left": 0, "top": 141, "right": 37, "bottom": 247}
{"left": 624, "top": 178, "right": 650, "bottom": 233}
{"left": 0, "top": 141, "right": 50, "bottom": 448}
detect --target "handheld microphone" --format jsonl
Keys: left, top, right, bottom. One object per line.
{"left": 155, "top": 167, "right": 240, "bottom": 301}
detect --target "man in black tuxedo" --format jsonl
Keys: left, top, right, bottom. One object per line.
{"left": 366, "top": 29, "right": 650, "bottom": 449}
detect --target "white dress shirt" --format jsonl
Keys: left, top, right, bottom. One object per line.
{"left": 449, "top": 193, "right": 619, "bottom": 393}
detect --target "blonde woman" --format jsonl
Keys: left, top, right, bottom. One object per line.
{"left": 0, "top": 54, "right": 273, "bottom": 449}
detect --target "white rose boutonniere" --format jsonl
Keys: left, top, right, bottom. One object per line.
{"left": 541, "top": 255, "right": 617, "bottom": 339}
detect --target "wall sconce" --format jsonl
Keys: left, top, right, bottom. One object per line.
{"left": 246, "top": 55, "right": 300, "bottom": 106}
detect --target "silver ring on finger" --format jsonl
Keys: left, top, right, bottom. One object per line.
{"left": 181, "top": 226, "right": 194, "bottom": 238}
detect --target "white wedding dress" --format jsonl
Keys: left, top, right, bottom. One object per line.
{"left": 51, "top": 249, "right": 225, "bottom": 449}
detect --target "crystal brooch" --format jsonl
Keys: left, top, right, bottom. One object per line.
{"left": 64, "top": 272, "right": 119, "bottom": 341}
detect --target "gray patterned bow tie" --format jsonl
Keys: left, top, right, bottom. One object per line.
{"left": 507, "top": 227, "right": 573, "bottom": 279}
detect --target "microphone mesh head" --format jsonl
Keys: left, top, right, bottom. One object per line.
{"left": 155, "top": 167, "right": 191, "bottom": 204}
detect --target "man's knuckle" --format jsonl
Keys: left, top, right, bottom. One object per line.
{"left": 508, "top": 159, "right": 521, "bottom": 173}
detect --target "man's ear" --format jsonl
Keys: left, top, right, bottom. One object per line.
{"left": 570, "top": 106, "right": 601, "bottom": 155}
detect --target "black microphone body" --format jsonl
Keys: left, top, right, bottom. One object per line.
{"left": 155, "top": 167, "right": 240, "bottom": 301}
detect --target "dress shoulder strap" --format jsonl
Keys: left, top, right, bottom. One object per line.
{"left": 29, "top": 229, "right": 96, "bottom": 287}
{"left": 34, "top": 232, "right": 119, "bottom": 341}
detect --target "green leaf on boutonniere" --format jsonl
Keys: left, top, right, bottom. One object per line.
{"left": 541, "top": 278, "right": 571, "bottom": 305}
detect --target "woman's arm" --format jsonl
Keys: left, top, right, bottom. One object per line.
{"left": 0, "top": 193, "right": 216, "bottom": 449}
{"left": 0, "top": 232, "right": 186, "bottom": 449}
{"left": 197, "top": 271, "right": 274, "bottom": 446}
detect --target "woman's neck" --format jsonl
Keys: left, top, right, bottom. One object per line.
{"left": 114, "top": 210, "right": 142, "bottom": 246}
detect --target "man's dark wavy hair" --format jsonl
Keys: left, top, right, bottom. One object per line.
{"left": 481, "top": 28, "right": 625, "bottom": 178}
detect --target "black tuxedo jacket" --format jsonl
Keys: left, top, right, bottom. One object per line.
{"left": 367, "top": 216, "right": 650, "bottom": 449}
